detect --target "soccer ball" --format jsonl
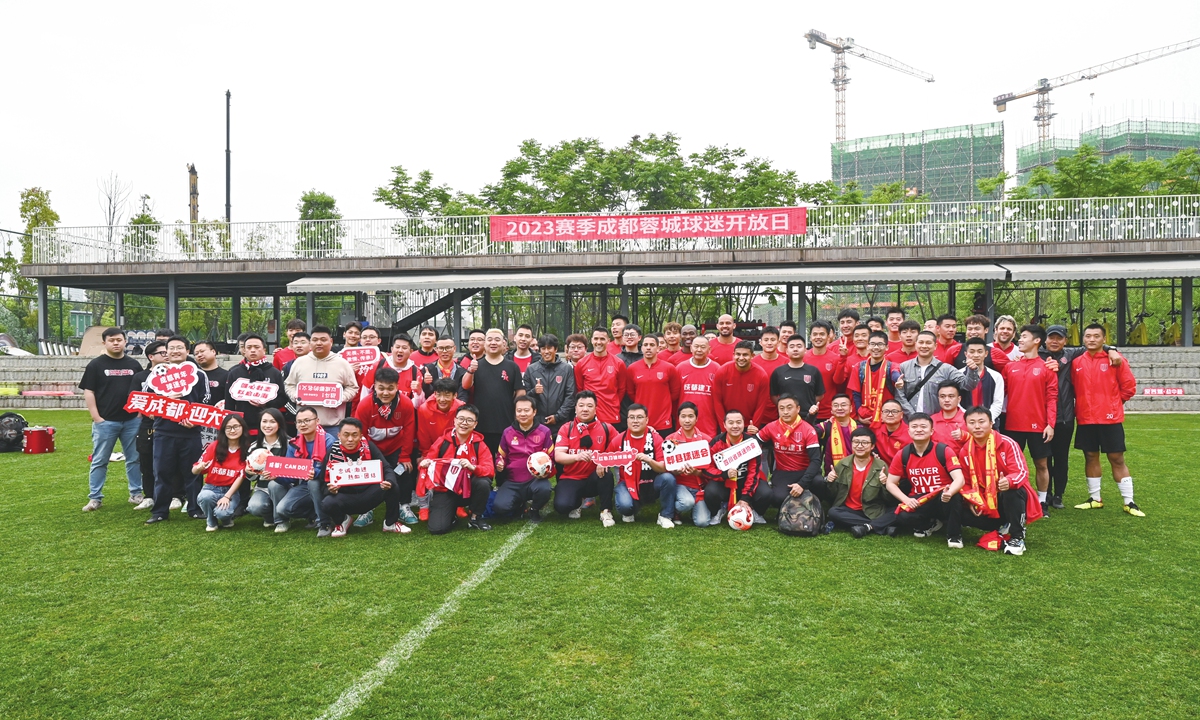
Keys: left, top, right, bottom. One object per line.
{"left": 727, "top": 505, "right": 754, "bottom": 531}
{"left": 247, "top": 448, "right": 271, "bottom": 472}
{"left": 527, "top": 451, "right": 554, "bottom": 479}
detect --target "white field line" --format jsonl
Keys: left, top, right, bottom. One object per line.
{"left": 316, "top": 522, "right": 538, "bottom": 720}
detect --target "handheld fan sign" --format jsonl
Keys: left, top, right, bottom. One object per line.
{"left": 148, "top": 362, "right": 201, "bottom": 396}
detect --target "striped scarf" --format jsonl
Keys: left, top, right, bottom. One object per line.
{"left": 828, "top": 418, "right": 858, "bottom": 465}
{"left": 861, "top": 360, "right": 890, "bottom": 423}
{"left": 328, "top": 438, "right": 371, "bottom": 465}
{"left": 960, "top": 431, "right": 1000, "bottom": 518}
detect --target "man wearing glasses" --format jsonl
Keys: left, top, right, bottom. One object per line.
{"left": 825, "top": 427, "right": 897, "bottom": 537}
{"left": 127, "top": 340, "right": 168, "bottom": 511}
{"left": 847, "top": 331, "right": 904, "bottom": 424}
{"left": 418, "top": 405, "right": 495, "bottom": 534}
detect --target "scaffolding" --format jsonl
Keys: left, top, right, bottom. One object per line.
{"left": 831, "top": 122, "right": 1004, "bottom": 202}
{"left": 1016, "top": 118, "right": 1200, "bottom": 184}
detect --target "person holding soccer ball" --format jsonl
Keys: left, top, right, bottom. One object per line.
{"left": 494, "top": 396, "right": 555, "bottom": 523}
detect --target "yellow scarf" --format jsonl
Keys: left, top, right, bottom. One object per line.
{"left": 862, "top": 360, "right": 889, "bottom": 424}
{"left": 779, "top": 416, "right": 803, "bottom": 442}
{"left": 960, "top": 431, "right": 1000, "bottom": 518}
{"left": 828, "top": 417, "right": 858, "bottom": 464}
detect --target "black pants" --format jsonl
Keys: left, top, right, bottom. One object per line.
{"left": 702, "top": 479, "right": 771, "bottom": 516}
{"left": 482, "top": 432, "right": 503, "bottom": 461}
{"left": 494, "top": 479, "right": 552, "bottom": 516}
{"left": 945, "top": 488, "right": 1028, "bottom": 541}
{"left": 1048, "top": 421, "right": 1074, "bottom": 497}
{"left": 136, "top": 424, "right": 156, "bottom": 501}
{"left": 322, "top": 483, "right": 401, "bottom": 527}
{"left": 150, "top": 434, "right": 202, "bottom": 520}
{"left": 828, "top": 505, "right": 897, "bottom": 532}
{"left": 892, "top": 499, "right": 950, "bottom": 531}
{"left": 768, "top": 470, "right": 833, "bottom": 511}
{"left": 553, "top": 472, "right": 614, "bottom": 515}
{"left": 428, "top": 477, "right": 491, "bottom": 535}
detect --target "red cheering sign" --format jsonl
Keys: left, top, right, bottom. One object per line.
{"left": 594, "top": 449, "right": 638, "bottom": 468}
{"left": 228, "top": 378, "right": 280, "bottom": 404}
{"left": 339, "top": 346, "right": 381, "bottom": 367}
{"left": 1142, "top": 387, "right": 1184, "bottom": 396}
{"left": 147, "top": 362, "right": 201, "bottom": 395}
{"left": 124, "top": 392, "right": 234, "bottom": 428}
{"left": 489, "top": 207, "right": 807, "bottom": 242}
{"left": 664, "top": 440, "right": 712, "bottom": 472}
{"left": 265, "top": 456, "right": 313, "bottom": 480}
{"left": 327, "top": 459, "right": 384, "bottom": 487}
{"left": 296, "top": 382, "right": 343, "bottom": 407}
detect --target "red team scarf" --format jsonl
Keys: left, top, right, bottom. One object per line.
{"left": 617, "top": 432, "right": 656, "bottom": 500}
{"left": 373, "top": 390, "right": 399, "bottom": 420}
{"left": 959, "top": 431, "right": 1001, "bottom": 518}
{"left": 778, "top": 416, "right": 804, "bottom": 443}
{"left": 290, "top": 428, "right": 329, "bottom": 466}
{"left": 827, "top": 418, "right": 858, "bottom": 465}
{"left": 861, "top": 361, "right": 890, "bottom": 423}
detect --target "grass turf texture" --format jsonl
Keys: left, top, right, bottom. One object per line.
{"left": 0, "top": 411, "right": 1196, "bottom": 720}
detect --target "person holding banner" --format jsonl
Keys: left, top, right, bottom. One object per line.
{"left": 946, "top": 407, "right": 1041, "bottom": 554}
{"left": 224, "top": 334, "right": 287, "bottom": 444}
{"left": 322, "top": 418, "right": 408, "bottom": 537}
{"left": 666, "top": 403, "right": 713, "bottom": 527}
{"left": 419, "top": 405, "right": 495, "bottom": 535}
{"left": 493, "top": 397, "right": 555, "bottom": 523}
{"left": 128, "top": 340, "right": 168, "bottom": 511}
{"left": 245, "top": 408, "right": 289, "bottom": 528}
{"left": 609, "top": 405, "right": 676, "bottom": 529}
{"left": 272, "top": 407, "right": 328, "bottom": 534}
{"left": 145, "top": 336, "right": 212, "bottom": 524}
{"left": 553, "top": 392, "right": 616, "bottom": 526}
{"left": 284, "top": 326, "right": 358, "bottom": 432}
{"left": 884, "top": 412, "right": 965, "bottom": 540}
{"left": 825, "top": 427, "right": 896, "bottom": 538}
{"left": 193, "top": 414, "right": 250, "bottom": 531}
{"left": 352, "top": 365, "right": 419, "bottom": 527}
{"left": 704, "top": 410, "right": 772, "bottom": 526}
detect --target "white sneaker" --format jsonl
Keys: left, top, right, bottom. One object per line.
{"left": 110, "top": 452, "right": 125, "bottom": 462}
{"left": 656, "top": 515, "right": 675, "bottom": 529}
{"left": 600, "top": 509, "right": 615, "bottom": 528}
{"left": 82, "top": 499, "right": 102, "bottom": 512}
{"left": 914, "top": 519, "right": 944, "bottom": 538}
{"left": 711, "top": 508, "right": 727, "bottom": 527}
{"left": 134, "top": 498, "right": 154, "bottom": 510}
{"left": 331, "top": 516, "right": 351, "bottom": 538}
{"left": 274, "top": 521, "right": 290, "bottom": 533}
{"left": 206, "top": 523, "right": 218, "bottom": 532}
{"left": 263, "top": 519, "right": 275, "bottom": 528}
{"left": 568, "top": 508, "right": 582, "bottom": 520}
{"left": 179, "top": 501, "right": 189, "bottom": 514}
{"left": 169, "top": 498, "right": 182, "bottom": 511}
{"left": 382, "top": 521, "right": 412, "bottom": 534}
{"left": 947, "top": 537, "right": 964, "bottom": 549}
{"left": 751, "top": 509, "right": 767, "bottom": 525}
{"left": 622, "top": 514, "right": 635, "bottom": 523}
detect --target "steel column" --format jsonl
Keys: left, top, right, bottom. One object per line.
{"left": 947, "top": 281, "right": 957, "bottom": 317}
{"left": 231, "top": 294, "right": 242, "bottom": 338}
{"left": 167, "top": 278, "right": 179, "bottom": 331}
{"left": 785, "top": 283, "right": 794, "bottom": 322}
{"left": 305, "top": 292, "right": 315, "bottom": 330}
{"left": 1116, "top": 280, "right": 1127, "bottom": 346}
{"left": 984, "top": 279, "right": 995, "bottom": 342}
{"left": 272, "top": 296, "right": 281, "bottom": 348}
{"left": 36, "top": 279, "right": 49, "bottom": 342}
{"left": 114, "top": 292, "right": 125, "bottom": 328}
{"left": 482, "top": 288, "right": 491, "bottom": 330}
{"left": 1183, "top": 277, "right": 1194, "bottom": 347}
{"left": 796, "top": 283, "right": 808, "bottom": 337}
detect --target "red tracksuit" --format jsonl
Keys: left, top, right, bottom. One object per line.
{"left": 626, "top": 358, "right": 682, "bottom": 431}
{"left": 1071, "top": 350, "right": 1136, "bottom": 425}
{"left": 1003, "top": 356, "right": 1059, "bottom": 433}
{"left": 678, "top": 359, "right": 720, "bottom": 438}
{"left": 574, "top": 352, "right": 628, "bottom": 425}
{"left": 803, "top": 349, "right": 845, "bottom": 420}
{"left": 354, "top": 392, "right": 416, "bottom": 463}
{"left": 713, "top": 362, "right": 770, "bottom": 429}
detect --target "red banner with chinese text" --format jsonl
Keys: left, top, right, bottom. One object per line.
{"left": 488, "top": 208, "right": 806, "bottom": 242}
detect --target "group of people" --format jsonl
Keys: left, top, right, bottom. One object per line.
{"left": 78, "top": 305, "right": 1142, "bottom": 554}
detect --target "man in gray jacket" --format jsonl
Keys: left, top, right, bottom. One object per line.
{"left": 898, "top": 330, "right": 978, "bottom": 416}
{"left": 523, "top": 334, "right": 576, "bottom": 429}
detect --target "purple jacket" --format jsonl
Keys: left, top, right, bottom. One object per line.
{"left": 498, "top": 421, "right": 554, "bottom": 483}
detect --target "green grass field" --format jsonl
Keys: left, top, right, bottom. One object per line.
{"left": 1, "top": 410, "right": 1196, "bottom": 720}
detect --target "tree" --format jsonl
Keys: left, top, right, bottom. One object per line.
{"left": 296, "top": 189, "right": 345, "bottom": 257}
{"left": 97, "top": 172, "right": 131, "bottom": 243}
{"left": 374, "top": 166, "right": 489, "bottom": 217}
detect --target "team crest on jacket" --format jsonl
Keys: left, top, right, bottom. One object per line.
{"left": 657, "top": 372, "right": 664, "bottom": 380}
{"left": 511, "top": 437, "right": 520, "bottom": 446}
{"left": 501, "top": 370, "right": 509, "bottom": 381}
{"left": 825, "top": 363, "right": 833, "bottom": 371}
{"left": 555, "top": 376, "right": 562, "bottom": 384}
{"left": 607, "top": 366, "right": 614, "bottom": 374}
{"left": 1032, "top": 367, "right": 1041, "bottom": 376}
{"left": 747, "top": 384, "right": 755, "bottom": 393}
{"left": 804, "top": 374, "right": 812, "bottom": 382}
{"left": 1100, "top": 363, "right": 1109, "bottom": 372}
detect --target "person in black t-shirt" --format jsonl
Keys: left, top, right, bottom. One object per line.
{"left": 79, "top": 328, "right": 146, "bottom": 511}
{"left": 193, "top": 341, "right": 229, "bottom": 406}
{"left": 462, "top": 328, "right": 526, "bottom": 458}
{"left": 128, "top": 341, "right": 170, "bottom": 510}
{"left": 769, "top": 336, "right": 826, "bottom": 423}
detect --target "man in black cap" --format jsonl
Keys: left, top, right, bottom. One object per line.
{"left": 1038, "top": 325, "right": 1122, "bottom": 509}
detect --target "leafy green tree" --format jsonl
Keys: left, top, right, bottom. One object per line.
{"left": 296, "top": 190, "right": 345, "bottom": 257}
{"left": 374, "top": 166, "right": 489, "bottom": 217}
{"left": 122, "top": 211, "right": 161, "bottom": 262}
{"left": 19, "top": 187, "right": 60, "bottom": 275}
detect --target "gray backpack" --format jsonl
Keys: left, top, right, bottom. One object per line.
{"left": 777, "top": 489, "right": 823, "bottom": 536}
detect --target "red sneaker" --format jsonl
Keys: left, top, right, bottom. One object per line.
{"left": 418, "top": 507, "right": 429, "bottom": 522}
{"left": 456, "top": 507, "right": 469, "bottom": 518}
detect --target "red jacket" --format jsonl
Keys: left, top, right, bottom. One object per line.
{"left": 416, "top": 398, "right": 463, "bottom": 455}
{"left": 958, "top": 431, "right": 1043, "bottom": 524}
{"left": 353, "top": 392, "right": 416, "bottom": 462}
{"left": 420, "top": 430, "right": 494, "bottom": 497}
{"left": 1003, "top": 356, "right": 1059, "bottom": 432}
{"left": 707, "top": 338, "right": 738, "bottom": 366}
{"left": 1071, "top": 349, "right": 1136, "bottom": 425}
{"left": 802, "top": 349, "right": 845, "bottom": 420}
{"left": 574, "top": 352, "right": 628, "bottom": 424}
{"left": 626, "top": 358, "right": 682, "bottom": 431}
{"left": 934, "top": 340, "right": 961, "bottom": 365}
{"left": 713, "top": 362, "right": 770, "bottom": 429}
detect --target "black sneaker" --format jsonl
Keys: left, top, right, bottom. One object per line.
{"left": 884, "top": 526, "right": 898, "bottom": 537}
{"left": 468, "top": 516, "right": 492, "bottom": 531}
{"left": 849, "top": 524, "right": 869, "bottom": 539}
{"left": 1049, "top": 495, "right": 1065, "bottom": 510}
{"left": 1041, "top": 501, "right": 1050, "bottom": 517}
{"left": 144, "top": 515, "right": 167, "bottom": 525}
{"left": 527, "top": 508, "right": 543, "bottom": 524}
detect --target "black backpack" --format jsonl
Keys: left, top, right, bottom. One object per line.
{"left": 777, "top": 489, "right": 823, "bottom": 536}
{"left": 0, "top": 412, "right": 27, "bottom": 452}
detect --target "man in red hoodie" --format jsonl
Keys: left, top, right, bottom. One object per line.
{"left": 418, "top": 404, "right": 494, "bottom": 534}
{"left": 626, "top": 335, "right": 681, "bottom": 435}
{"left": 353, "top": 365, "right": 418, "bottom": 526}
{"left": 934, "top": 314, "right": 961, "bottom": 365}
{"left": 1002, "top": 324, "right": 1059, "bottom": 515}
{"left": 1071, "top": 324, "right": 1142, "bottom": 516}
{"left": 714, "top": 341, "right": 770, "bottom": 433}
{"left": 574, "top": 327, "right": 628, "bottom": 427}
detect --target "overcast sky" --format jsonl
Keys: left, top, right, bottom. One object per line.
{"left": 2, "top": 1, "right": 1198, "bottom": 235}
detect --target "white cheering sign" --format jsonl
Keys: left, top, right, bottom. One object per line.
{"left": 340, "top": 346, "right": 381, "bottom": 367}
{"left": 228, "top": 378, "right": 280, "bottom": 403}
{"left": 664, "top": 440, "right": 711, "bottom": 472}
{"left": 713, "top": 439, "right": 762, "bottom": 471}
{"left": 327, "top": 459, "right": 383, "bottom": 487}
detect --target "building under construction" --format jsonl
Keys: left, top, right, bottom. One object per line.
{"left": 831, "top": 122, "right": 1004, "bottom": 202}
{"left": 1017, "top": 118, "right": 1200, "bottom": 184}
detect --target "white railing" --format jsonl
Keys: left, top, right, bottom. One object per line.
{"left": 30, "top": 196, "right": 1200, "bottom": 264}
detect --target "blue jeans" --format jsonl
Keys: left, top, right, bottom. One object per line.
{"left": 675, "top": 485, "right": 713, "bottom": 527}
{"left": 197, "top": 483, "right": 241, "bottom": 526}
{"left": 613, "top": 473, "right": 676, "bottom": 518}
{"left": 308, "top": 477, "right": 330, "bottom": 526}
{"left": 274, "top": 481, "right": 316, "bottom": 522}
{"left": 246, "top": 487, "right": 274, "bottom": 524}
{"left": 88, "top": 417, "right": 142, "bottom": 500}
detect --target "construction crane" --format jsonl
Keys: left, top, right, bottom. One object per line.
{"left": 805, "top": 29, "right": 935, "bottom": 143}
{"left": 994, "top": 37, "right": 1200, "bottom": 148}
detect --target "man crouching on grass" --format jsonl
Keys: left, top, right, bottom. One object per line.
{"left": 946, "top": 407, "right": 1042, "bottom": 555}
{"left": 322, "top": 418, "right": 409, "bottom": 537}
